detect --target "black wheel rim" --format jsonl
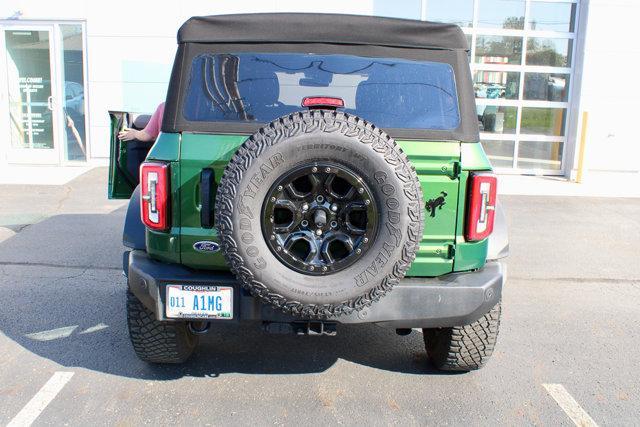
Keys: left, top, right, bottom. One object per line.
{"left": 262, "top": 162, "right": 378, "bottom": 275}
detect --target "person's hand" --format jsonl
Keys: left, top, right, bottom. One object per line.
{"left": 118, "top": 128, "right": 137, "bottom": 141}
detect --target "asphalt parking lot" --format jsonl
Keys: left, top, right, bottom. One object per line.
{"left": 0, "top": 168, "right": 639, "bottom": 426}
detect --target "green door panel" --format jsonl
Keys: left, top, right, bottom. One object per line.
{"left": 179, "top": 133, "right": 248, "bottom": 270}
{"left": 107, "top": 111, "right": 137, "bottom": 199}
{"left": 397, "top": 140, "right": 460, "bottom": 276}
{"left": 460, "top": 142, "right": 492, "bottom": 171}
{"left": 397, "top": 140, "right": 461, "bottom": 178}
{"left": 147, "top": 133, "right": 181, "bottom": 161}
{"left": 173, "top": 135, "right": 488, "bottom": 276}
{"left": 407, "top": 174, "right": 459, "bottom": 276}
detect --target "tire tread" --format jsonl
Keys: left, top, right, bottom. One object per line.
{"left": 126, "top": 290, "right": 198, "bottom": 364}
{"left": 423, "top": 302, "right": 501, "bottom": 371}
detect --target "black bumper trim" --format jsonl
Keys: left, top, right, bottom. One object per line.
{"left": 126, "top": 250, "right": 504, "bottom": 328}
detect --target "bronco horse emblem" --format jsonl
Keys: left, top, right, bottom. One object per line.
{"left": 425, "top": 191, "right": 448, "bottom": 218}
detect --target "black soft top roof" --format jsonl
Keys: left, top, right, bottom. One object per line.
{"left": 178, "top": 13, "right": 468, "bottom": 51}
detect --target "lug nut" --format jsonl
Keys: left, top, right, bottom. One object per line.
{"left": 331, "top": 204, "right": 338, "bottom": 212}
{"left": 312, "top": 167, "right": 318, "bottom": 173}
{"left": 302, "top": 203, "right": 309, "bottom": 211}
{"left": 316, "top": 229, "right": 322, "bottom": 236}
{"left": 356, "top": 248, "right": 362, "bottom": 254}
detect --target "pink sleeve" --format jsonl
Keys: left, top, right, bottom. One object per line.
{"left": 143, "top": 102, "right": 165, "bottom": 140}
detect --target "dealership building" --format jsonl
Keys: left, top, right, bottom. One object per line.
{"left": 0, "top": 0, "right": 638, "bottom": 180}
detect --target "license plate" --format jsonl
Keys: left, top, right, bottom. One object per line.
{"left": 165, "top": 285, "right": 233, "bottom": 319}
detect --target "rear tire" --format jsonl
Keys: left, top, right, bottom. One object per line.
{"left": 126, "top": 290, "right": 198, "bottom": 364}
{"left": 422, "top": 302, "right": 501, "bottom": 371}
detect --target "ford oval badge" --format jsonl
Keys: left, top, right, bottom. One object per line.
{"left": 193, "top": 241, "right": 220, "bottom": 253}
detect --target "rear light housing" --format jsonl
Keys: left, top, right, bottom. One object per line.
{"left": 140, "top": 162, "right": 170, "bottom": 231}
{"left": 465, "top": 172, "right": 497, "bottom": 242}
{"left": 301, "top": 96, "right": 345, "bottom": 109}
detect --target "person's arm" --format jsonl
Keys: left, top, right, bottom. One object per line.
{"left": 118, "top": 103, "right": 164, "bottom": 142}
{"left": 118, "top": 128, "right": 153, "bottom": 142}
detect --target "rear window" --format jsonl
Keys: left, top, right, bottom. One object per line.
{"left": 183, "top": 52, "right": 460, "bottom": 130}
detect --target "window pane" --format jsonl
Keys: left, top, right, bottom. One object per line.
{"left": 477, "top": 0, "right": 525, "bottom": 29}
{"left": 475, "top": 36, "right": 523, "bottom": 65}
{"left": 60, "top": 24, "right": 87, "bottom": 161}
{"left": 529, "top": 2, "right": 576, "bottom": 32}
{"left": 4, "top": 30, "right": 55, "bottom": 150}
{"left": 426, "top": 0, "right": 474, "bottom": 27}
{"left": 517, "top": 140, "right": 563, "bottom": 170}
{"left": 481, "top": 139, "right": 515, "bottom": 168}
{"left": 526, "top": 38, "right": 573, "bottom": 67}
{"left": 474, "top": 71, "right": 520, "bottom": 100}
{"left": 183, "top": 53, "right": 461, "bottom": 130}
{"left": 524, "top": 73, "right": 570, "bottom": 102}
{"left": 521, "top": 107, "right": 567, "bottom": 136}
{"left": 477, "top": 104, "right": 517, "bottom": 134}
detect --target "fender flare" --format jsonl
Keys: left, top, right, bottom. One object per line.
{"left": 486, "top": 199, "right": 509, "bottom": 260}
{"left": 123, "top": 185, "right": 146, "bottom": 250}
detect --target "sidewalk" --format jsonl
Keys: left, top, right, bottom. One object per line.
{"left": 0, "top": 164, "right": 98, "bottom": 186}
{"left": 0, "top": 167, "right": 127, "bottom": 232}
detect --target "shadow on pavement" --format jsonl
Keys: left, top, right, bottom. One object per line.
{"left": 0, "top": 209, "right": 449, "bottom": 380}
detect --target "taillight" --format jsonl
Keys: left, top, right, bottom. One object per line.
{"left": 301, "top": 96, "right": 344, "bottom": 109}
{"left": 140, "top": 162, "right": 170, "bottom": 231}
{"left": 465, "top": 173, "right": 497, "bottom": 242}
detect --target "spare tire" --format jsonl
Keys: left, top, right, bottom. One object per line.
{"left": 215, "top": 110, "right": 423, "bottom": 318}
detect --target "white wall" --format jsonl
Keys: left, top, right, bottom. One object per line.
{"left": 1, "top": 0, "right": 374, "bottom": 160}
{"left": 573, "top": 0, "right": 640, "bottom": 174}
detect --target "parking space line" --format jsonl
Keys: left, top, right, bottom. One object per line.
{"left": 543, "top": 383, "right": 598, "bottom": 427}
{"left": 79, "top": 323, "right": 109, "bottom": 334}
{"left": 7, "top": 371, "right": 74, "bottom": 427}
{"left": 26, "top": 326, "right": 78, "bottom": 341}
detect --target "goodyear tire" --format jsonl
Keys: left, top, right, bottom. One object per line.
{"left": 215, "top": 110, "right": 423, "bottom": 319}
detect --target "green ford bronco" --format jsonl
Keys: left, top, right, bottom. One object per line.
{"left": 108, "top": 14, "right": 508, "bottom": 371}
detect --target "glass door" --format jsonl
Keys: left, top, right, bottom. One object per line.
{"left": 2, "top": 25, "right": 61, "bottom": 164}
{"left": 58, "top": 24, "right": 88, "bottom": 162}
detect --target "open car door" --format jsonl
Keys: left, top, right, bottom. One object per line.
{"left": 108, "top": 111, "right": 153, "bottom": 199}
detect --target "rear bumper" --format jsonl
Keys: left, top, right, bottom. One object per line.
{"left": 126, "top": 250, "right": 505, "bottom": 329}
